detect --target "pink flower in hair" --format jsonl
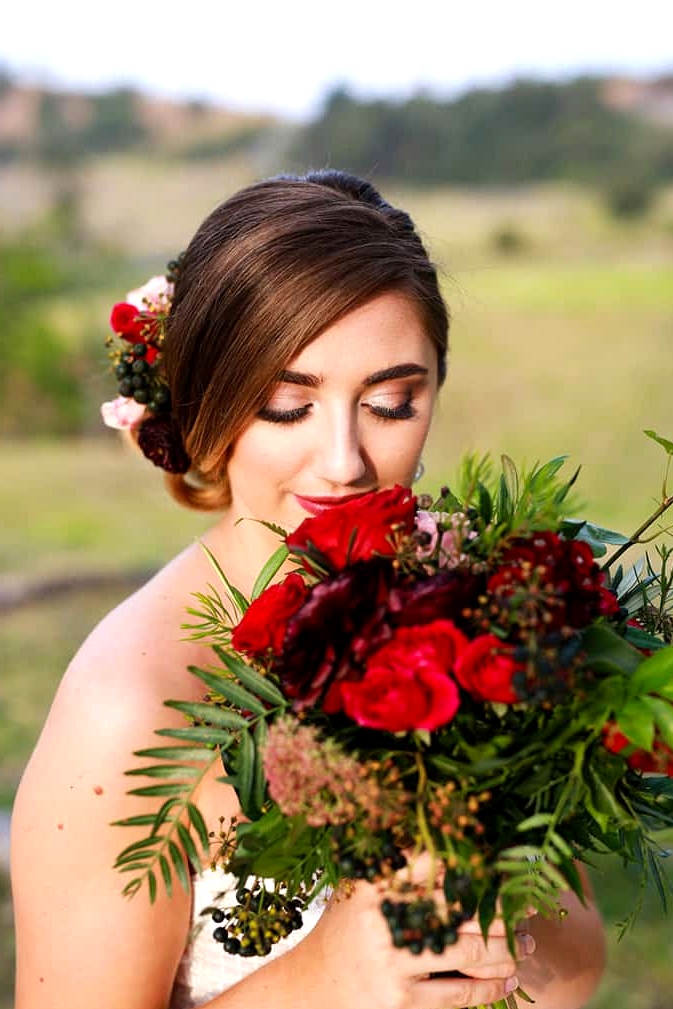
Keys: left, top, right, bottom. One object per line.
{"left": 100, "top": 395, "right": 146, "bottom": 430}
{"left": 126, "top": 275, "right": 174, "bottom": 312}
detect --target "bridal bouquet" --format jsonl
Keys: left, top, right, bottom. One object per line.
{"left": 116, "top": 433, "right": 673, "bottom": 1009}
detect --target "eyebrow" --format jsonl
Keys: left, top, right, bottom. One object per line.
{"left": 278, "top": 363, "right": 429, "bottom": 389}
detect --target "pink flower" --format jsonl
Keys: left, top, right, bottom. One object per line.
{"left": 126, "top": 275, "right": 174, "bottom": 311}
{"left": 100, "top": 396, "right": 146, "bottom": 430}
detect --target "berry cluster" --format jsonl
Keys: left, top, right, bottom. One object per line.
{"left": 210, "top": 885, "right": 306, "bottom": 958}
{"left": 380, "top": 897, "right": 464, "bottom": 955}
{"left": 332, "top": 827, "right": 407, "bottom": 882}
{"left": 114, "top": 344, "right": 170, "bottom": 413}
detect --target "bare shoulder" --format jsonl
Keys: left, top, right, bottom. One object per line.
{"left": 11, "top": 541, "right": 238, "bottom": 1009}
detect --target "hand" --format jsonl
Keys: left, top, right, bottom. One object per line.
{"left": 300, "top": 876, "right": 536, "bottom": 1009}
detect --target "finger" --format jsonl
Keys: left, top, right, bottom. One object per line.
{"left": 402, "top": 931, "right": 518, "bottom": 976}
{"left": 413, "top": 974, "right": 519, "bottom": 1009}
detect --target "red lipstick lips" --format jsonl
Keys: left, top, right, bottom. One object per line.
{"left": 294, "top": 491, "right": 372, "bottom": 516}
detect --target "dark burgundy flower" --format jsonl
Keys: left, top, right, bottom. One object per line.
{"left": 388, "top": 569, "right": 486, "bottom": 632}
{"left": 286, "top": 485, "right": 416, "bottom": 572}
{"left": 137, "top": 415, "right": 190, "bottom": 474}
{"left": 275, "top": 560, "right": 393, "bottom": 709}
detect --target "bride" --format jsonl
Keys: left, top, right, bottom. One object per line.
{"left": 11, "top": 170, "right": 606, "bottom": 1009}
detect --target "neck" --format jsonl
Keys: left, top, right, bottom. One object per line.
{"left": 202, "top": 508, "right": 289, "bottom": 601}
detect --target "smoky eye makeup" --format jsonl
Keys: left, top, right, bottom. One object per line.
{"left": 257, "top": 403, "right": 311, "bottom": 424}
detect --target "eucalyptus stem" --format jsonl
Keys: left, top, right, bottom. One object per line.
{"left": 414, "top": 752, "right": 438, "bottom": 890}
{"left": 602, "top": 493, "right": 673, "bottom": 573}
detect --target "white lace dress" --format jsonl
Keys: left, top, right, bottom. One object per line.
{"left": 169, "top": 869, "right": 328, "bottom": 1008}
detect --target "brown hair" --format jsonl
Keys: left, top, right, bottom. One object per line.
{"left": 162, "top": 170, "right": 449, "bottom": 510}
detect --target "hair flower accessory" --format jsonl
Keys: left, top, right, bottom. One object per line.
{"left": 101, "top": 257, "right": 190, "bottom": 473}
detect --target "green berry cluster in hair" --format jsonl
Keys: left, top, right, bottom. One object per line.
{"left": 113, "top": 344, "right": 171, "bottom": 413}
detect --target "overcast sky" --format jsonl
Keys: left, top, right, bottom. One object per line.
{"left": 2, "top": 0, "right": 671, "bottom": 120}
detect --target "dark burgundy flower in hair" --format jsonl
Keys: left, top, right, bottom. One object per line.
{"left": 137, "top": 415, "right": 190, "bottom": 474}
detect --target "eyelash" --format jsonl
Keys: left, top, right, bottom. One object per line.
{"left": 257, "top": 398, "right": 416, "bottom": 425}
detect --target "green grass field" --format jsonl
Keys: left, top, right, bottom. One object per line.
{"left": 1, "top": 168, "right": 672, "bottom": 1008}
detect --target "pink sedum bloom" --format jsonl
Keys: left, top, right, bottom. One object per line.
{"left": 100, "top": 395, "right": 146, "bottom": 430}
{"left": 126, "top": 275, "right": 174, "bottom": 312}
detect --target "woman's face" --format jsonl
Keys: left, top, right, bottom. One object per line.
{"left": 227, "top": 291, "right": 440, "bottom": 532}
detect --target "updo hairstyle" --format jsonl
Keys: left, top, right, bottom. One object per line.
{"left": 162, "top": 170, "right": 450, "bottom": 510}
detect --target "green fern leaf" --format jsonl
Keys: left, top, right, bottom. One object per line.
{"left": 164, "top": 699, "right": 249, "bottom": 730}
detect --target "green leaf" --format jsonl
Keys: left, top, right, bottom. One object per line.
{"left": 251, "top": 544, "right": 291, "bottom": 599}
{"left": 164, "top": 700, "right": 249, "bottom": 730}
{"left": 581, "top": 623, "right": 642, "bottom": 676}
{"left": 198, "top": 540, "right": 249, "bottom": 615}
{"left": 616, "top": 700, "right": 655, "bottom": 751}
{"left": 147, "top": 869, "right": 157, "bottom": 903}
{"left": 516, "top": 813, "right": 555, "bottom": 832}
{"left": 643, "top": 696, "right": 673, "bottom": 749}
{"left": 125, "top": 764, "right": 201, "bottom": 780}
{"left": 159, "top": 853, "right": 173, "bottom": 897}
{"left": 133, "top": 746, "right": 215, "bottom": 762}
{"left": 630, "top": 646, "right": 673, "bottom": 695}
{"left": 127, "top": 782, "right": 190, "bottom": 798}
{"left": 176, "top": 821, "right": 202, "bottom": 873}
{"left": 253, "top": 719, "right": 268, "bottom": 813}
{"left": 213, "top": 647, "right": 286, "bottom": 706}
{"left": 188, "top": 665, "right": 268, "bottom": 715}
{"left": 644, "top": 430, "right": 673, "bottom": 456}
{"left": 155, "top": 725, "right": 235, "bottom": 745}
{"left": 187, "top": 801, "right": 211, "bottom": 853}
{"left": 235, "top": 729, "right": 257, "bottom": 819}
{"left": 168, "top": 839, "right": 190, "bottom": 894}
{"left": 111, "top": 813, "right": 162, "bottom": 828}
{"left": 624, "top": 624, "right": 667, "bottom": 652}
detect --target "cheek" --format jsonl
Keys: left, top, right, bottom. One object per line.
{"left": 228, "top": 426, "right": 304, "bottom": 482}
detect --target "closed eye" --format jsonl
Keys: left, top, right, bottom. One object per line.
{"left": 367, "top": 397, "right": 416, "bottom": 421}
{"left": 257, "top": 404, "right": 311, "bottom": 424}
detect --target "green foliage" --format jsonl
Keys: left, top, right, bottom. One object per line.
{"left": 290, "top": 78, "right": 673, "bottom": 187}
{"left": 605, "top": 177, "right": 655, "bottom": 219}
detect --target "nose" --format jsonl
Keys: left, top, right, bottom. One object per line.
{"left": 315, "top": 405, "right": 368, "bottom": 487}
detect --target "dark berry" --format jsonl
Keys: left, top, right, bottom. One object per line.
{"left": 212, "top": 909, "right": 225, "bottom": 923}
{"left": 133, "top": 342, "right": 147, "bottom": 356}
{"left": 213, "top": 927, "right": 227, "bottom": 943}
{"left": 133, "top": 388, "right": 150, "bottom": 404}
{"left": 118, "top": 378, "right": 134, "bottom": 397}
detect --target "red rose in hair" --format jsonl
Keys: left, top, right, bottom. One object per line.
{"left": 287, "top": 485, "right": 416, "bottom": 572}
{"left": 334, "top": 620, "right": 466, "bottom": 732}
{"left": 454, "top": 634, "right": 523, "bottom": 704}
{"left": 232, "top": 573, "right": 308, "bottom": 658}
{"left": 109, "top": 302, "right": 146, "bottom": 340}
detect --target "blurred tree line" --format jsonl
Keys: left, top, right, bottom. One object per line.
{"left": 289, "top": 78, "right": 673, "bottom": 190}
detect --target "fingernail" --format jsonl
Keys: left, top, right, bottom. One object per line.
{"left": 505, "top": 976, "right": 519, "bottom": 994}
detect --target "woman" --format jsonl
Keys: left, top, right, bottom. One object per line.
{"left": 11, "top": 170, "right": 606, "bottom": 1009}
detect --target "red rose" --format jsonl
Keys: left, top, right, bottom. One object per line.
{"left": 109, "top": 302, "right": 146, "bottom": 340}
{"left": 454, "top": 634, "right": 523, "bottom": 704}
{"left": 287, "top": 485, "right": 416, "bottom": 572}
{"left": 335, "top": 620, "right": 466, "bottom": 732}
{"left": 231, "top": 573, "right": 308, "bottom": 658}
{"left": 602, "top": 721, "right": 673, "bottom": 776}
